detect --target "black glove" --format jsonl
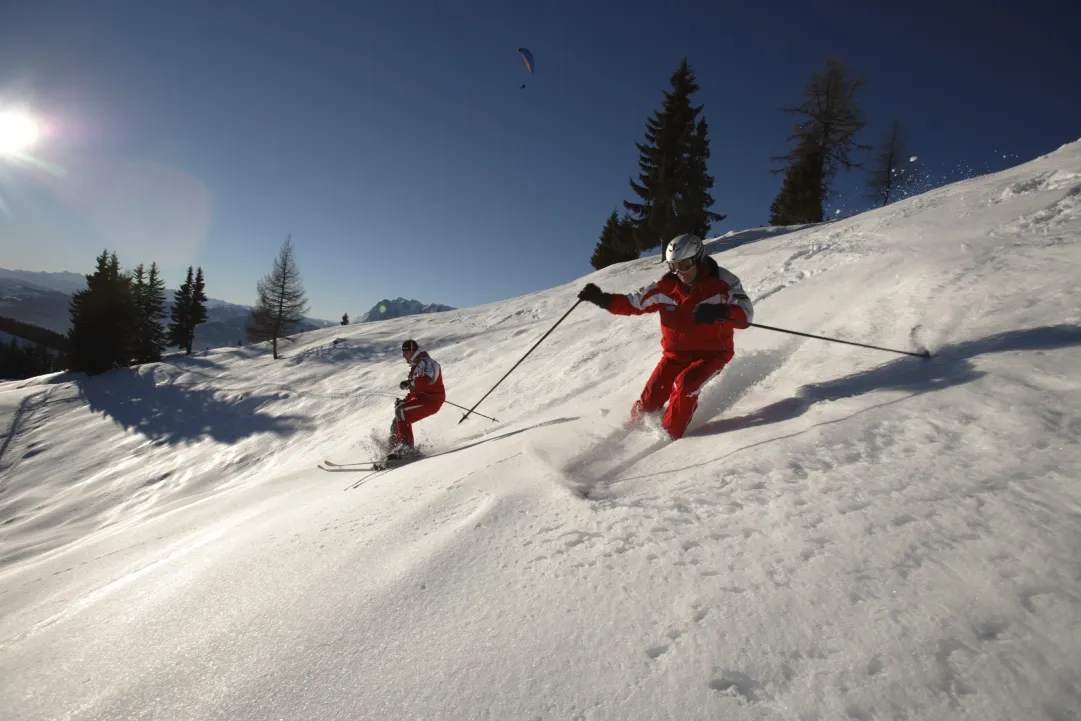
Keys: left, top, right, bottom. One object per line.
{"left": 399, "top": 379, "right": 412, "bottom": 390}
{"left": 578, "top": 283, "right": 612, "bottom": 309}
{"left": 693, "top": 302, "right": 730, "bottom": 324}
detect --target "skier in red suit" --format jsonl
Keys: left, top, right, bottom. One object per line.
{"left": 387, "top": 339, "right": 445, "bottom": 459}
{"left": 577, "top": 233, "right": 754, "bottom": 440}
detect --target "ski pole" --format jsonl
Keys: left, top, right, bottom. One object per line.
{"left": 458, "top": 300, "right": 583, "bottom": 423}
{"left": 412, "top": 388, "right": 498, "bottom": 422}
{"left": 732, "top": 319, "right": 931, "bottom": 358}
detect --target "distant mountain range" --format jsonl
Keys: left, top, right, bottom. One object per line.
{"left": 0, "top": 268, "right": 87, "bottom": 295}
{"left": 0, "top": 278, "right": 72, "bottom": 334}
{"left": 0, "top": 269, "right": 454, "bottom": 351}
{"left": 356, "top": 297, "right": 456, "bottom": 323}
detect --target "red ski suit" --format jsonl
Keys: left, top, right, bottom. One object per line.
{"left": 390, "top": 350, "right": 445, "bottom": 450}
{"left": 605, "top": 255, "right": 754, "bottom": 439}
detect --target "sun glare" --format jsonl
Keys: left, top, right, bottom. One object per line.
{"left": 0, "top": 109, "right": 42, "bottom": 156}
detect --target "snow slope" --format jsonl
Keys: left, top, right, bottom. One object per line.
{"left": 1, "top": 140, "right": 1080, "bottom": 720}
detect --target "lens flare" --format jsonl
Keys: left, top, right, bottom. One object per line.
{"left": 0, "top": 109, "right": 41, "bottom": 155}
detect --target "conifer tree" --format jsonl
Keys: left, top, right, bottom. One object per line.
{"left": 768, "top": 145, "right": 825, "bottom": 225}
{"left": 130, "top": 263, "right": 147, "bottom": 361}
{"left": 589, "top": 209, "right": 639, "bottom": 270}
{"left": 168, "top": 266, "right": 209, "bottom": 355}
{"left": 192, "top": 267, "right": 209, "bottom": 333}
{"left": 68, "top": 250, "right": 137, "bottom": 375}
{"left": 167, "top": 268, "right": 193, "bottom": 353}
{"left": 624, "top": 58, "right": 724, "bottom": 252}
{"left": 131, "top": 262, "right": 168, "bottom": 363}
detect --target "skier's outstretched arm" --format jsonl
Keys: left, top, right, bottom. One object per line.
{"left": 577, "top": 282, "right": 666, "bottom": 317}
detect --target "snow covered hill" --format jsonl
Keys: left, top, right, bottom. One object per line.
{"left": 1, "top": 140, "right": 1079, "bottom": 720}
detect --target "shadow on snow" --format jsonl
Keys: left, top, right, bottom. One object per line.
{"left": 691, "top": 323, "right": 1081, "bottom": 438}
{"left": 78, "top": 368, "right": 314, "bottom": 445}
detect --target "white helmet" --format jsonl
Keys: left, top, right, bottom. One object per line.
{"left": 664, "top": 233, "right": 704, "bottom": 269}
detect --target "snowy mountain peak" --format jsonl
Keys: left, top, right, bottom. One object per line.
{"left": 357, "top": 297, "right": 455, "bottom": 323}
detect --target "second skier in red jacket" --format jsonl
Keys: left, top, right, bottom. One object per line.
{"left": 387, "top": 339, "right": 446, "bottom": 460}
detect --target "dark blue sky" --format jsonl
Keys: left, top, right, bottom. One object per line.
{"left": 1, "top": 0, "right": 1078, "bottom": 320}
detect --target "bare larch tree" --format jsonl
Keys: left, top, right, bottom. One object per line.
{"left": 247, "top": 234, "right": 310, "bottom": 359}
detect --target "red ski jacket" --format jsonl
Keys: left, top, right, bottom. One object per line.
{"left": 606, "top": 255, "right": 754, "bottom": 356}
{"left": 405, "top": 350, "right": 445, "bottom": 401}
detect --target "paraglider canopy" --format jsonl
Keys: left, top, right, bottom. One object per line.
{"left": 517, "top": 48, "right": 534, "bottom": 88}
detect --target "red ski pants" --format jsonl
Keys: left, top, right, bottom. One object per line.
{"left": 632, "top": 350, "right": 733, "bottom": 439}
{"left": 389, "top": 394, "right": 444, "bottom": 449}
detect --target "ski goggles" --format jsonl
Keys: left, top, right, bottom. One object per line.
{"left": 668, "top": 259, "right": 695, "bottom": 272}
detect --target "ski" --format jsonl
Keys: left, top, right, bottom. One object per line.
{"left": 368, "top": 456, "right": 420, "bottom": 471}
{"left": 323, "top": 459, "right": 381, "bottom": 468}
{"left": 320, "top": 455, "right": 422, "bottom": 474}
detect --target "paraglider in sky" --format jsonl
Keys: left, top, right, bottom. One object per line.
{"left": 517, "top": 48, "right": 534, "bottom": 88}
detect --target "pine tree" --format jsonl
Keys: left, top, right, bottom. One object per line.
{"left": 624, "top": 58, "right": 724, "bottom": 252}
{"left": 133, "top": 262, "right": 168, "bottom": 363}
{"left": 866, "top": 117, "right": 911, "bottom": 207}
{"left": 167, "top": 266, "right": 209, "bottom": 355}
{"left": 129, "top": 264, "right": 147, "bottom": 362}
{"left": 676, "top": 114, "right": 723, "bottom": 237}
{"left": 167, "top": 267, "right": 194, "bottom": 353}
{"left": 191, "top": 267, "right": 209, "bottom": 340}
{"left": 247, "top": 234, "right": 310, "bottom": 359}
{"left": 68, "top": 250, "right": 137, "bottom": 375}
{"left": 341, "top": 313, "right": 350, "bottom": 326}
{"left": 589, "top": 209, "right": 640, "bottom": 270}
{"left": 768, "top": 144, "right": 825, "bottom": 225}
{"left": 769, "top": 57, "right": 868, "bottom": 224}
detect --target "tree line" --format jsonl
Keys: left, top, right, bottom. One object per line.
{"left": 0, "top": 255, "right": 215, "bottom": 380}
{"left": 46, "top": 234, "right": 315, "bottom": 377}
{"left": 589, "top": 56, "right": 916, "bottom": 269}
{"left": 65, "top": 250, "right": 209, "bottom": 375}
{"left": 0, "top": 316, "right": 68, "bottom": 380}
